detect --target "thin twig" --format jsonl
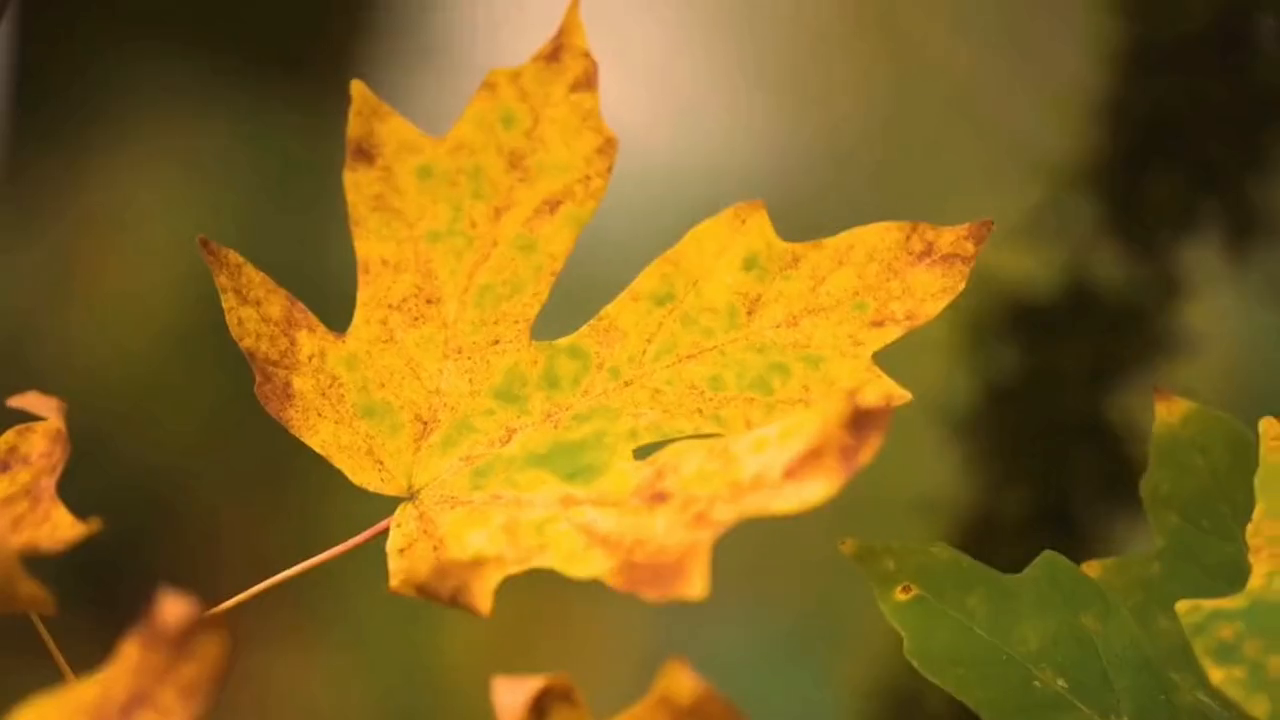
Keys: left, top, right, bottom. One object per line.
{"left": 204, "top": 515, "right": 392, "bottom": 617}
{"left": 27, "top": 612, "right": 75, "bottom": 682}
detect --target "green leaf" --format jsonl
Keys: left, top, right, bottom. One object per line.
{"left": 1177, "top": 416, "right": 1280, "bottom": 719}
{"left": 842, "top": 393, "right": 1257, "bottom": 719}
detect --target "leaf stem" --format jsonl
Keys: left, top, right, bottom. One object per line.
{"left": 204, "top": 515, "right": 392, "bottom": 617}
{"left": 27, "top": 612, "right": 75, "bottom": 682}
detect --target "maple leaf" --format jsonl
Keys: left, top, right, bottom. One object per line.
{"left": 2, "top": 586, "right": 231, "bottom": 720}
{"left": 489, "top": 657, "right": 744, "bottom": 720}
{"left": 1177, "top": 416, "right": 1280, "bottom": 719}
{"left": 198, "top": 0, "right": 989, "bottom": 615}
{"left": 843, "top": 392, "right": 1258, "bottom": 719}
{"left": 0, "top": 390, "right": 101, "bottom": 614}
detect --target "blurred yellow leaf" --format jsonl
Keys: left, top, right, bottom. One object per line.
{"left": 0, "top": 390, "right": 101, "bottom": 614}
{"left": 490, "top": 657, "right": 743, "bottom": 720}
{"left": 199, "top": 0, "right": 989, "bottom": 615}
{"left": 3, "top": 586, "right": 231, "bottom": 720}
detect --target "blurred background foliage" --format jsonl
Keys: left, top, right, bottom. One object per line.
{"left": 0, "top": 1, "right": 1278, "bottom": 718}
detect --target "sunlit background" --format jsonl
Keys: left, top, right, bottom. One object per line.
{"left": 1, "top": 1, "right": 1278, "bottom": 718}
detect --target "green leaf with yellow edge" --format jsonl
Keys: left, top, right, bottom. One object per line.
{"left": 0, "top": 390, "right": 101, "bottom": 615}
{"left": 1177, "top": 416, "right": 1280, "bottom": 719}
{"left": 3, "top": 586, "right": 231, "bottom": 720}
{"left": 199, "top": 0, "right": 990, "bottom": 615}
{"left": 489, "top": 657, "right": 744, "bottom": 720}
{"left": 843, "top": 392, "right": 1257, "bottom": 719}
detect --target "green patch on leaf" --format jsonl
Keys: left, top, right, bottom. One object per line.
{"left": 473, "top": 283, "right": 502, "bottom": 311}
{"left": 725, "top": 303, "right": 743, "bottom": 332}
{"left": 424, "top": 206, "right": 474, "bottom": 250}
{"left": 468, "top": 165, "right": 489, "bottom": 201}
{"left": 523, "top": 432, "right": 612, "bottom": 486}
{"left": 356, "top": 394, "right": 404, "bottom": 439}
{"left": 799, "top": 352, "right": 825, "bottom": 371}
{"left": 499, "top": 106, "right": 519, "bottom": 132}
{"left": 512, "top": 233, "right": 538, "bottom": 255}
{"left": 437, "top": 417, "right": 480, "bottom": 453}
{"left": 650, "top": 287, "right": 677, "bottom": 308}
{"left": 739, "top": 360, "right": 793, "bottom": 398}
{"left": 468, "top": 456, "right": 501, "bottom": 490}
{"left": 491, "top": 366, "right": 530, "bottom": 410}
{"left": 538, "top": 342, "right": 592, "bottom": 395}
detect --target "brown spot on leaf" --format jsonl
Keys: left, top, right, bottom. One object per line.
{"left": 644, "top": 489, "right": 671, "bottom": 506}
{"left": 610, "top": 544, "right": 709, "bottom": 601}
{"left": 597, "top": 135, "right": 619, "bottom": 164}
{"left": 783, "top": 404, "right": 892, "bottom": 482}
{"left": 894, "top": 582, "right": 917, "bottom": 601}
{"left": 570, "top": 61, "right": 598, "bottom": 93}
{"left": 347, "top": 135, "right": 378, "bottom": 168}
{"left": 845, "top": 405, "right": 894, "bottom": 444}
{"left": 534, "top": 196, "right": 565, "bottom": 218}
{"left": 506, "top": 148, "right": 529, "bottom": 174}
{"left": 537, "top": 36, "right": 565, "bottom": 65}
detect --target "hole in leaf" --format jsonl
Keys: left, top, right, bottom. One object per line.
{"left": 632, "top": 433, "right": 722, "bottom": 461}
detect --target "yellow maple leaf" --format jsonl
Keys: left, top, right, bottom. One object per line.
{"left": 198, "top": 0, "right": 990, "bottom": 615}
{"left": 0, "top": 390, "right": 101, "bottom": 614}
{"left": 2, "top": 586, "right": 231, "bottom": 720}
{"left": 489, "top": 657, "right": 743, "bottom": 720}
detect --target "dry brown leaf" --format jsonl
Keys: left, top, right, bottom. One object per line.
{"left": 0, "top": 390, "right": 101, "bottom": 614}
{"left": 490, "top": 657, "right": 744, "bottom": 720}
{"left": 3, "top": 586, "right": 231, "bottom": 720}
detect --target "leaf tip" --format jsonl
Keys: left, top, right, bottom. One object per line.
{"left": 1258, "top": 416, "right": 1280, "bottom": 459}
{"left": 149, "top": 583, "right": 205, "bottom": 631}
{"left": 4, "top": 390, "right": 66, "bottom": 423}
{"left": 348, "top": 77, "right": 373, "bottom": 100}
{"left": 1152, "top": 387, "right": 1194, "bottom": 425}
{"left": 195, "top": 235, "right": 226, "bottom": 269}
{"left": 534, "top": 0, "right": 592, "bottom": 66}
{"left": 967, "top": 218, "right": 995, "bottom": 247}
{"left": 838, "top": 536, "right": 860, "bottom": 557}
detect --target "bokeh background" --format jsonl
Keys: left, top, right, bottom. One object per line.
{"left": 1, "top": 1, "right": 1279, "bottom": 718}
